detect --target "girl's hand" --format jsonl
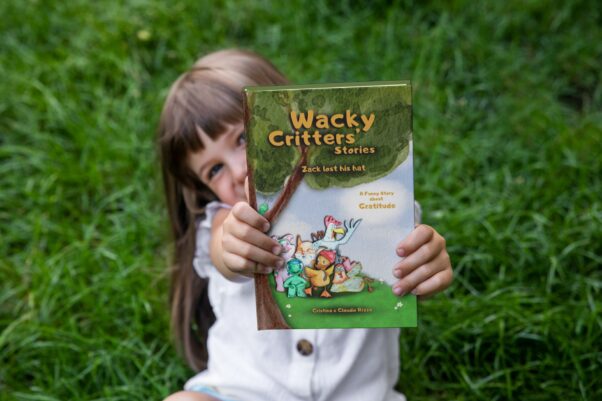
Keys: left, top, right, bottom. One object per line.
{"left": 221, "top": 202, "right": 285, "bottom": 278}
{"left": 392, "top": 224, "right": 453, "bottom": 299}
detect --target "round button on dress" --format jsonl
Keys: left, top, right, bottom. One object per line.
{"left": 296, "top": 339, "right": 313, "bottom": 356}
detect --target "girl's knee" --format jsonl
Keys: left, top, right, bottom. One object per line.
{"left": 163, "top": 390, "right": 219, "bottom": 401}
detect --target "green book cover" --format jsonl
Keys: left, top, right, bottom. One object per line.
{"left": 243, "top": 81, "right": 416, "bottom": 330}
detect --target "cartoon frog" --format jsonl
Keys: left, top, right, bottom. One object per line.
{"left": 283, "top": 259, "right": 308, "bottom": 298}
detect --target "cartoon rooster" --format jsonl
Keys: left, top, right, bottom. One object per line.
{"left": 312, "top": 215, "right": 362, "bottom": 256}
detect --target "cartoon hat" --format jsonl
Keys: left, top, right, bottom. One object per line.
{"left": 317, "top": 249, "right": 336, "bottom": 263}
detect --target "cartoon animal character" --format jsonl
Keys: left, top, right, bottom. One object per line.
{"left": 294, "top": 235, "right": 322, "bottom": 270}
{"left": 332, "top": 264, "right": 348, "bottom": 283}
{"left": 331, "top": 260, "right": 365, "bottom": 293}
{"left": 310, "top": 230, "right": 325, "bottom": 242}
{"left": 272, "top": 234, "right": 296, "bottom": 292}
{"left": 283, "top": 259, "right": 308, "bottom": 298}
{"left": 304, "top": 249, "right": 337, "bottom": 298}
{"left": 312, "top": 215, "right": 362, "bottom": 258}
{"left": 341, "top": 256, "right": 355, "bottom": 272}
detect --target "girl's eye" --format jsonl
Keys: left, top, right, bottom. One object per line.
{"left": 208, "top": 163, "right": 223, "bottom": 180}
{"left": 237, "top": 131, "right": 246, "bottom": 146}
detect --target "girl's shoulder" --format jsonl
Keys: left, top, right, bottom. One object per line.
{"left": 193, "top": 201, "right": 232, "bottom": 278}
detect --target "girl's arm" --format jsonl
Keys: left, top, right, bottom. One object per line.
{"left": 210, "top": 202, "right": 285, "bottom": 281}
{"left": 391, "top": 224, "right": 453, "bottom": 299}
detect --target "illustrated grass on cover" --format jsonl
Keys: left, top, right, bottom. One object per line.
{"left": 243, "top": 81, "right": 416, "bottom": 330}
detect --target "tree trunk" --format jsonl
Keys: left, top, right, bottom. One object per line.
{"left": 247, "top": 146, "right": 308, "bottom": 330}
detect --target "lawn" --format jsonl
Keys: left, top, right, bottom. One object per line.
{"left": 1, "top": 0, "right": 601, "bottom": 400}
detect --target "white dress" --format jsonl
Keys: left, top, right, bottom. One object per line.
{"left": 185, "top": 201, "right": 408, "bottom": 401}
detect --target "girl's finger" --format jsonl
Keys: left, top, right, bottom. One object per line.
{"left": 222, "top": 252, "right": 275, "bottom": 277}
{"left": 395, "top": 224, "right": 435, "bottom": 257}
{"left": 412, "top": 268, "right": 453, "bottom": 300}
{"left": 231, "top": 201, "right": 271, "bottom": 232}
{"left": 223, "top": 234, "right": 285, "bottom": 271}
{"left": 392, "top": 235, "right": 445, "bottom": 278}
{"left": 392, "top": 250, "right": 449, "bottom": 296}
{"left": 228, "top": 219, "right": 281, "bottom": 254}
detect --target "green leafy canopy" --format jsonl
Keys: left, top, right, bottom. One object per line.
{"left": 246, "top": 84, "right": 412, "bottom": 194}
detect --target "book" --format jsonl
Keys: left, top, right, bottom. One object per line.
{"left": 243, "top": 81, "right": 416, "bottom": 330}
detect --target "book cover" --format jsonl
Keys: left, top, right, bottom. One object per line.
{"left": 243, "top": 81, "right": 416, "bottom": 330}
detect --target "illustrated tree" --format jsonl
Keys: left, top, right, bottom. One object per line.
{"left": 244, "top": 84, "right": 412, "bottom": 329}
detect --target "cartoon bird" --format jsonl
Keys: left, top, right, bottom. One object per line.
{"left": 304, "top": 249, "right": 336, "bottom": 298}
{"left": 330, "top": 261, "right": 365, "bottom": 293}
{"left": 323, "top": 215, "right": 346, "bottom": 242}
{"left": 332, "top": 264, "right": 349, "bottom": 284}
{"left": 312, "top": 215, "right": 362, "bottom": 255}
{"left": 341, "top": 256, "right": 356, "bottom": 272}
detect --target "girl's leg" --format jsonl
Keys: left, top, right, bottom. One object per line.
{"left": 163, "top": 391, "right": 220, "bottom": 401}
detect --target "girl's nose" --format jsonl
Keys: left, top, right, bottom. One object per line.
{"left": 231, "top": 150, "right": 247, "bottom": 183}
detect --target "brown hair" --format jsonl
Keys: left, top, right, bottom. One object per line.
{"left": 157, "top": 49, "right": 288, "bottom": 371}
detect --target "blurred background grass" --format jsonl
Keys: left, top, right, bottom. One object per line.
{"left": 1, "top": 0, "right": 601, "bottom": 400}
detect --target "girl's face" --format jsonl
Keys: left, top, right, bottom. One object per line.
{"left": 187, "top": 122, "right": 247, "bottom": 206}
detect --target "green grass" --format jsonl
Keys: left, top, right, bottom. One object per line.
{"left": 1, "top": 0, "right": 601, "bottom": 400}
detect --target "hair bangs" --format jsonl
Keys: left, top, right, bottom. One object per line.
{"left": 182, "top": 75, "right": 245, "bottom": 141}
{"left": 169, "top": 76, "right": 244, "bottom": 152}
{"left": 159, "top": 72, "right": 248, "bottom": 187}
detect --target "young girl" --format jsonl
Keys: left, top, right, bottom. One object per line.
{"left": 158, "top": 49, "right": 453, "bottom": 401}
